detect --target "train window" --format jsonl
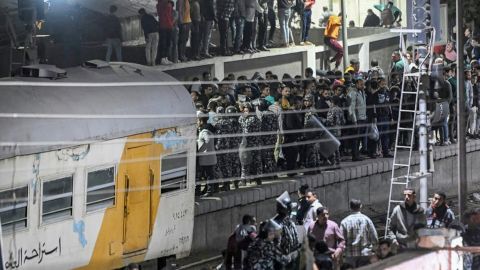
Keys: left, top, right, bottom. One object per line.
{"left": 161, "top": 152, "right": 188, "bottom": 193}
{"left": 0, "top": 186, "right": 28, "bottom": 233}
{"left": 42, "top": 176, "right": 73, "bottom": 223}
{"left": 86, "top": 167, "right": 115, "bottom": 212}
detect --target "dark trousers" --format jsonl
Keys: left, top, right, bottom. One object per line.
{"left": 283, "top": 136, "right": 299, "bottom": 173}
{"left": 377, "top": 116, "right": 391, "bottom": 154}
{"left": 233, "top": 17, "right": 244, "bottom": 52}
{"left": 159, "top": 28, "right": 172, "bottom": 59}
{"left": 242, "top": 21, "right": 254, "bottom": 50}
{"left": 301, "top": 9, "right": 312, "bottom": 42}
{"left": 351, "top": 120, "right": 366, "bottom": 159}
{"left": 190, "top": 20, "right": 201, "bottom": 57}
{"left": 257, "top": 13, "right": 268, "bottom": 47}
{"left": 178, "top": 23, "right": 191, "bottom": 60}
{"left": 219, "top": 18, "right": 230, "bottom": 54}
{"left": 198, "top": 165, "right": 217, "bottom": 192}
{"left": 268, "top": 8, "right": 276, "bottom": 42}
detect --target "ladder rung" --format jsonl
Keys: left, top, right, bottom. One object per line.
{"left": 391, "top": 181, "right": 408, "bottom": 184}
{"left": 398, "top": 127, "right": 414, "bottom": 131}
{"left": 392, "top": 172, "right": 431, "bottom": 182}
{"left": 400, "top": 109, "right": 416, "bottom": 113}
{"left": 393, "top": 163, "right": 409, "bottom": 167}
{"left": 395, "top": 145, "right": 412, "bottom": 149}
{"left": 402, "top": 91, "right": 418, "bottom": 95}
{"left": 406, "top": 172, "right": 431, "bottom": 180}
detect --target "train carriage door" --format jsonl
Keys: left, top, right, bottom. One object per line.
{"left": 123, "top": 145, "right": 153, "bottom": 254}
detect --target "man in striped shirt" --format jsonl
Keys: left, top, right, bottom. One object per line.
{"left": 340, "top": 199, "right": 378, "bottom": 268}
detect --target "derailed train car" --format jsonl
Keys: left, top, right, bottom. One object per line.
{"left": 0, "top": 63, "right": 196, "bottom": 269}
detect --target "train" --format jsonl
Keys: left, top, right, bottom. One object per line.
{"left": 0, "top": 62, "right": 197, "bottom": 269}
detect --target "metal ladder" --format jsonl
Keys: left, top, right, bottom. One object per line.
{"left": 384, "top": 28, "right": 435, "bottom": 237}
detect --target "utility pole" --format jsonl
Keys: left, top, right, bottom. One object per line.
{"left": 456, "top": 0, "right": 467, "bottom": 222}
{"left": 340, "top": 0, "right": 348, "bottom": 71}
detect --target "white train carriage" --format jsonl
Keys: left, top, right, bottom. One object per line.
{"left": 0, "top": 63, "right": 197, "bottom": 269}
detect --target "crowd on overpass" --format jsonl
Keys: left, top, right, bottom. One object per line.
{"left": 104, "top": 0, "right": 403, "bottom": 65}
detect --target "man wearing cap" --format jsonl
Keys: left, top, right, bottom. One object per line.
{"left": 387, "top": 188, "right": 427, "bottom": 250}
{"left": 347, "top": 77, "right": 367, "bottom": 161}
{"left": 344, "top": 59, "right": 360, "bottom": 76}
{"left": 273, "top": 191, "right": 301, "bottom": 269}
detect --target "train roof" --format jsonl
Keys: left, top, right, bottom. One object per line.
{"left": 0, "top": 62, "right": 196, "bottom": 160}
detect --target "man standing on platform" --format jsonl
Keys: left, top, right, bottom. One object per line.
{"left": 138, "top": 8, "right": 158, "bottom": 66}
{"left": 300, "top": 0, "right": 315, "bottom": 45}
{"left": 347, "top": 77, "right": 367, "bottom": 161}
{"left": 104, "top": 5, "right": 123, "bottom": 62}
{"left": 217, "top": 0, "right": 236, "bottom": 56}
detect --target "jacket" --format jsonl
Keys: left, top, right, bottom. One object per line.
{"left": 324, "top": 15, "right": 341, "bottom": 39}
{"left": 277, "top": 0, "right": 294, "bottom": 9}
{"left": 177, "top": 0, "right": 192, "bottom": 24}
{"left": 104, "top": 14, "right": 122, "bottom": 39}
{"left": 197, "top": 127, "right": 217, "bottom": 166}
{"left": 387, "top": 202, "right": 426, "bottom": 248}
{"left": 200, "top": 0, "right": 216, "bottom": 21}
{"left": 157, "top": 1, "right": 174, "bottom": 29}
{"left": 363, "top": 13, "right": 380, "bottom": 27}
{"left": 347, "top": 87, "right": 367, "bottom": 123}
{"left": 140, "top": 13, "right": 158, "bottom": 38}
{"left": 217, "top": 0, "right": 235, "bottom": 19}
{"left": 426, "top": 205, "right": 455, "bottom": 229}
{"left": 190, "top": 1, "right": 201, "bottom": 21}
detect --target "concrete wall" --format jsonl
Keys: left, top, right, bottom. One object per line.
{"left": 191, "top": 141, "right": 480, "bottom": 256}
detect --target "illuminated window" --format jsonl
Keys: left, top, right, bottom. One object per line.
{"left": 161, "top": 152, "right": 188, "bottom": 193}
{"left": 86, "top": 167, "right": 115, "bottom": 212}
{"left": 0, "top": 186, "right": 28, "bottom": 232}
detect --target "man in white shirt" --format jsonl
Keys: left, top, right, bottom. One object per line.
{"left": 303, "top": 190, "right": 323, "bottom": 231}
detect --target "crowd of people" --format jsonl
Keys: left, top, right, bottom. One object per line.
{"left": 219, "top": 186, "right": 473, "bottom": 269}
{"left": 100, "top": 1, "right": 405, "bottom": 66}
{"left": 189, "top": 22, "right": 480, "bottom": 269}
{"left": 193, "top": 38, "right": 480, "bottom": 196}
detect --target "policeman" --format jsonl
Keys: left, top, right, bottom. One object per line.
{"left": 273, "top": 191, "right": 301, "bottom": 270}
{"left": 244, "top": 219, "right": 290, "bottom": 269}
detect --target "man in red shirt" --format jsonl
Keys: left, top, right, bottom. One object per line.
{"left": 157, "top": 0, "right": 174, "bottom": 65}
{"left": 308, "top": 207, "right": 345, "bottom": 268}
